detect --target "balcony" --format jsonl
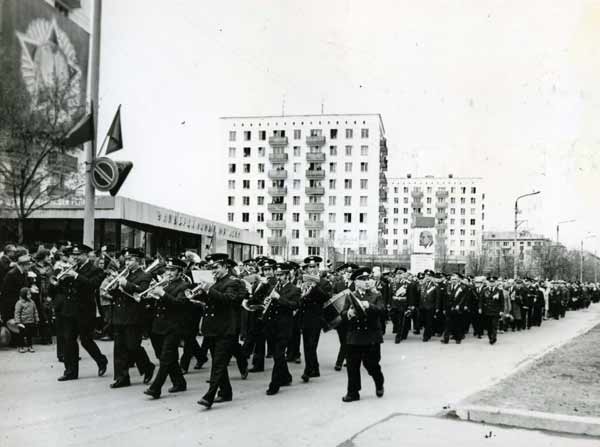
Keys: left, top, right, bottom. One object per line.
{"left": 268, "top": 186, "right": 287, "bottom": 196}
{"left": 437, "top": 202, "right": 448, "bottom": 209}
{"left": 435, "top": 212, "right": 447, "bottom": 220}
{"left": 266, "top": 220, "right": 286, "bottom": 229}
{"left": 305, "top": 186, "right": 325, "bottom": 196}
{"left": 269, "top": 153, "right": 288, "bottom": 163}
{"left": 268, "top": 136, "right": 288, "bottom": 147}
{"left": 268, "top": 169, "right": 288, "bottom": 180}
{"left": 411, "top": 202, "right": 423, "bottom": 209}
{"left": 436, "top": 189, "right": 449, "bottom": 199}
{"left": 305, "top": 202, "right": 324, "bottom": 212}
{"left": 305, "top": 237, "right": 323, "bottom": 246}
{"left": 305, "top": 169, "right": 325, "bottom": 180}
{"left": 267, "top": 236, "right": 286, "bottom": 246}
{"left": 306, "top": 135, "right": 326, "bottom": 147}
{"left": 379, "top": 138, "right": 388, "bottom": 156}
{"left": 304, "top": 220, "right": 324, "bottom": 229}
{"left": 306, "top": 152, "right": 326, "bottom": 163}
{"left": 411, "top": 190, "right": 424, "bottom": 200}
{"left": 267, "top": 203, "right": 287, "bottom": 213}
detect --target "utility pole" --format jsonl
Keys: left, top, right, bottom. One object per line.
{"left": 513, "top": 191, "right": 540, "bottom": 279}
{"left": 581, "top": 234, "right": 597, "bottom": 283}
{"left": 556, "top": 219, "right": 575, "bottom": 245}
{"left": 83, "top": 0, "right": 102, "bottom": 247}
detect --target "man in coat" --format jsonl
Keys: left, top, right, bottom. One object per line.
{"left": 442, "top": 273, "right": 468, "bottom": 344}
{"left": 479, "top": 276, "right": 503, "bottom": 345}
{"left": 419, "top": 270, "right": 439, "bottom": 342}
{"left": 1, "top": 253, "right": 32, "bottom": 324}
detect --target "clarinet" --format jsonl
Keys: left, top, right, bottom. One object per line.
{"left": 262, "top": 280, "right": 281, "bottom": 318}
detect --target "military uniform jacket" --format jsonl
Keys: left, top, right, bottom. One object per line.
{"left": 300, "top": 278, "right": 331, "bottom": 330}
{"left": 390, "top": 280, "right": 409, "bottom": 309}
{"left": 264, "top": 281, "right": 300, "bottom": 337}
{"left": 0, "top": 266, "right": 29, "bottom": 320}
{"left": 248, "top": 276, "right": 277, "bottom": 307}
{"left": 61, "top": 261, "right": 105, "bottom": 324}
{"left": 151, "top": 278, "right": 190, "bottom": 335}
{"left": 341, "top": 288, "right": 384, "bottom": 346}
{"left": 445, "top": 284, "right": 468, "bottom": 311}
{"left": 419, "top": 280, "right": 439, "bottom": 310}
{"left": 375, "top": 278, "right": 391, "bottom": 308}
{"left": 201, "top": 273, "right": 246, "bottom": 337}
{"left": 112, "top": 268, "right": 151, "bottom": 326}
{"left": 480, "top": 286, "right": 503, "bottom": 316}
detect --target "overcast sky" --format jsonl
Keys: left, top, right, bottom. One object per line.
{"left": 97, "top": 0, "right": 600, "bottom": 252}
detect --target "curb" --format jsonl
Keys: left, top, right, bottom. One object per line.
{"left": 451, "top": 405, "right": 600, "bottom": 437}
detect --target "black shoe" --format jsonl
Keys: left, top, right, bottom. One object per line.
{"left": 214, "top": 395, "right": 232, "bottom": 403}
{"left": 266, "top": 387, "right": 279, "bottom": 396}
{"left": 281, "top": 379, "right": 292, "bottom": 387}
{"left": 490, "top": 339, "right": 497, "bottom": 345}
{"left": 240, "top": 367, "right": 249, "bottom": 380}
{"left": 98, "top": 358, "right": 108, "bottom": 377}
{"left": 266, "top": 353, "right": 273, "bottom": 359}
{"left": 334, "top": 364, "right": 342, "bottom": 371}
{"left": 441, "top": 339, "right": 449, "bottom": 344}
{"left": 456, "top": 339, "right": 461, "bottom": 344}
{"left": 342, "top": 394, "right": 360, "bottom": 402}
{"left": 110, "top": 378, "right": 131, "bottom": 389}
{"left": 193, "top": 360, "right": 206, "bottom": 370}
{"left": 57, "top": 357, "right": 64, "bottom": 363}
{"left": 376, "top": 386, "right": 384, "bottom": 398}
{"left": 57, "top": 375, "right": 77, "bottom": 382}
{"left": 143, "top": 364, "right": 155, "bottom": 385}
{"left": 248, "top": 367, "right": 264, "bottom": 373}
{"left": 143, "top": 388, "right": 161, "bottom": 399}
{"left": 197, "top": 398, "right": 212, "bottom": 409}
{"left": 422, "top": 337, "right": 430, "bottom": 342}
{"left": 308, "top": 371, "right": 320, "bottom": 378}
{"left": 168, "top": 384, "right": 187, "bottom": 393}
{"left": 394, "top": 337, "right": 401, "bottom": 344}
{"left": 301, "top": 374, "right": 309, "bottom": 383}
{"left": 294, "top": 356, "right": 301, "bottom": 364}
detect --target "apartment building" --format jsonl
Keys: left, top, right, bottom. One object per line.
{"left": 221, "top": 113, "right": 389, "bottom": 261}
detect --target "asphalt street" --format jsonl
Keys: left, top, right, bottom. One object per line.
{"left": 2, "top": 305, "right": 599, "bottom": 447}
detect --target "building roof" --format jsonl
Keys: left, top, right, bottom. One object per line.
{"left": 483, "top": 231, "right": 549, "bottom": 241}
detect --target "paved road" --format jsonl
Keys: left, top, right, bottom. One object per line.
{"left": 2, "top": 305, "right": 599, "bottom": 447}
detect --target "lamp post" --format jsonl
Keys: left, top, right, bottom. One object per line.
{"left": 514, "top": 191, "right": 541, "bottom": 279}
{"left": 580, "top": 233, "right": 597, "bottom": 283}
{"left": 556, "top": 219, "right": 576, "bottom": 244}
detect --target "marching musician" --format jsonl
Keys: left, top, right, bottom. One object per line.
{"left": 54, "top": 245, "right": 109, "bottom": 381}
{"left": 419, "top": 269, "right": 440, "bottom": 342}
{"left": 143, "top": 257, "right": 190, "bottom": 399}
{"left": 332, "top": 263, "right": 358, "bottom": 371}
{"left": 263, "top": 262, "right": 300, "bottom": 396}
{"left": 197, "top": 253, "right": 247, "bottom": 409}
{"left": 341, "top": 267, "right": 385, "bottom": 402}
{"left": 299, "top": 255, "right": 331, "bottom": 383}
{"left": 110, "top": 248, "right": 155, "bottom": 389}
{"left": 441, "top": 273, "right": 468, "bottom": 344}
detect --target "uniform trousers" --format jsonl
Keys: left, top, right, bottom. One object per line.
{"left": 242, "top": 315, "right": 266, "bottom": 370}
{"left": 180, "top": 334, "right": 207, "bottom": 371}
{"left": 55, "top": 314, "right": 66, "bottom": 361}
{"left": 470, "top": 310, "right": 483, "bottom": 336}
{"left": 335, "top": 323, "right": 347, "bottom": 367}
{"left": 483, "top": 315, "right": 499, "bottom": 342}
{"left": 63, "top": 316, "right": 106, "bottom": 377}
{"left": 302, "top": 323, "right": 321, "bottom": 375}
{"left": 521, "top": 307, "right": 532, "bottom": 329}
{"left": 265, "top": 327, "right": 292, "bottom": 390}
{"left": 148, "top": 331, "right": 186, "bottom": 392}
{"left": 286, "top": 313, "right": 302, "bottom": 361}
{"left": 419, "top": 308, "right": 434, "bottom": 340}
{"left": 202, "top": 335, "right": 236, "bottom": 402}
{"left": 113, "top": 324, "right": 152, "bottom": 381}
{"left": 346, "top": 343, "right": 384, "bottom": 396}
{"left": 532, "top": 305, "right": 543, "bottom": 327}
{"left": 443, "top": 310, "right": 464, "bottom": 341}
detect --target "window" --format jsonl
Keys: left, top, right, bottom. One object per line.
{"left": 470, "top": 219, "right": 476, "bottom": 225}
{"left": 307, "top": 229, "right": 319, "bottom": 238}
{"left": 393, "top": 239, "right": 398, "bottom": 246}
{"left": 257, "top": 196, "right": 264, "bottom": 205}
{"left": 470, "top": 197, "right": 476, "bottom": 204}
{"left": 292, "top": 229, "right": 300, "bottom": 239}
{"left": 257, "top": 212, "right": 264, "bottom": 222}
{"left": 258, "top": 147, "right": 265, "bottom": 157}
{"left": 257, "top": 230, "right": 264, "bottom": 239}
{"left": 228, "top": 147, "right": 236, "bottom": 157}
{"left": 243, "top": 131, "right": 251, "bottom": 141}
{"left": 344, "top": 213, "right": 352, "bottom": 223}
{"left": 243, "top": 180, "right": 250, "bottom": 189}
{"left": 344, "top": 179, "right": 352, "bottom": 189}
{"left": 291, "top": 246, "right": 299, "bottom": 256}
{"left": 257, "top": 180, "right": 265, "bottom": 189}
{"left": 293, "top": 162, "right": 300, "bottom": 173}
{"left": 360, "top": 179, "right": 368, "bottom": 189}
{"left": 258, "top": 163, "right": 265, "bottom": 173}
{"left": 243, "top": 147, "right": 251, "bottom": 157}
{"left": 329, "top": 196, "right": 336, "bottom": 206}
{"left": 403, "top": 229, "right": 408, "bottom": 235}
{"left": 243, "top": 163, "right": 250, "bottom": 173}
{"left": 329, "top": 179, "right": 336, "bottom": 189}
{"left": 293, "top": 196, "right": 300, "bottom": 205}
{"left": 394, "top": 198, "right": 399, "bottom": 204}
{"left": 293, "top": 146, "right": 301, "bottom": 157}
{"left": 359, "top": 213, "right": 367, "bottom": 223}
{"left": 360, "top": 145, "right": 368, "bottom": 156}
{"left": 228, "top": 180, "right": 235, "bottom": 189}
{"left": 403, "top": 208, "right": 408, "bottom": 214}
{"left": 460, "top": 229, "right": 465, "bottom": 236}
{"left": 330, "top": 145, "right": 337, "bottom": 156}
{"left": 427, "top": 208, "right": 431, "bottom": 214}
{"left": 242, "top": 212, "right": 249, "bottom": 222}
{"left": 360, "top": 196, "right": 368, "bottom": 206}
{"left": 345, "top": 128, "right": 353, "bottom": 138}
{"left": 345, "top": 162, "right": 352, "bottom": 172}
{"left": 460, "top": 218, "right": 466, "bottom": 225}
{"left": 460, "top": 208, "right": 465, "bottom": 215}
{"left": 403, "top": 187, "right": 409, "bottom": 193}
{"left": 329, "top": 213, "right": 336, "bottom": 223}
{"left": 471, "top": 187, "right": 476, "bottom": 194}
{"left": 426, "top": 197, "right": 432, "bottom": 204}
{"left": 328, "top": 229, "right": 335, "bottom": 240}
{"left": 330, "top": 129, "right": 338, "bottom": 139}
{"left": 359, "top": 230, "right": 367, "bottom": 240}
{"left": 227, "top": 196, "right": 235, "bottom": 206}
{"left": 227, "top": 212, "right": 234, "bottom": 222}
{"left": 344, "top": 196, "right": 351, "bottom": 206}
{"left": 329, "top": 162, "right": 336, "bottom": 173}
{"left": 308, "top": 247, "right": 320, "bottom": 256}
{"left": 229, "top": 131, "right": 236, "bottom": 142}
{"left": 403, "top": 218, "right": 408, "bottom": 224}
{"left": 242, "top": 196, "right": 250, "bottom": 206}
{"left": 451, "top": 197, "right": 456, "bottom": 204}
{"left": 292, "top": 213, "right": 300, "bottom": 222}
{"left": 461, "top": 187, "right": 466, "bottom": 194}
{"left": 450, "top": 229, "right": 455, "bottom": 235}
{"left": 461, "top": 197, "right": 466, "bottom": 204}
{"left": 271, "top": 246, "right": 281, "bottom": 255}
{"left": 294, "top": 129, "right": 301, "bottom": 139}
{"left": 361, "top": 128, "right": 369, "bottom": 138}
{"left": 393, "top": 229, "right": 398, "bottom": 235}
{"left": 360, "top": 162, "right": 368, "bottom": 172}
{"left": 470, "top": 240, "right": 476, "bottom": 247}
{"left": 345, "top": 145, "right": 352, "bottom": 156}
{"left": 228, "top": 163, "right": 236, "bottom": 173}
{"left": 259, "top": 130, "right": 266, "bottom": 141}
{"left": 404, "top": 197, "right": 409, "bottom": 204}
{"left": 393, "top": 208, "right": 398, "bottom": 214}
{"left": 293, "top": 179, "right": 301, "bottom": 189}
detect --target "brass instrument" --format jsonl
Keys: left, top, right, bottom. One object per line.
{"left": 101, "top": 266, "right": 129, "bottom": 293}
{"left": 133, "top": 277, "right": 171, "bottom": 302}
{"left": 49, "top": 263, "right": 76, "bottom": 286}
{"left": 301, "top": 273, "right": 319, "bottom": 298}
{"left": 184, "top": 283, "right": 209, "bottom": 302}
{"left": 262, "top": 280, "right": 281, "bottom": 317}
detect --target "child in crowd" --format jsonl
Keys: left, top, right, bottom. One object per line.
{"left": 14, "top": 286, "right": 40, "bottom": 353}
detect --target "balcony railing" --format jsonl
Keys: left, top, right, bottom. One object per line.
{"left": 268, "top": 169, "right": 288, "bottom": 180}
{"left": 267, "top": 236, "right": 286, "bottom": 245}
{"left": 305, "top": 169, "right": 325, "bottom": 180}
{"left": 304, "top": 202, "right": 324, "bottom": 212}
{"left": 436, "top": 189, "right": 449, "bottom": 199}
{"left": 305, "top": 186, "right": 325, "bottom": 195}
{"left": 304, "top": 237, "right": 323, "bottom": 246}
{"left": 267, "top": 203, "right": 287, "bottom": 213}
{"left": 304, "top": 220, "right": 324, "bottom": 229}
{"left": 435, "top": 212, "right": 447, "bottom": 220}
{"left": 411, "top": 190, "right": 424, "bottom": 199}
{"left": 306, "top": 152, "right": 326, "bottom": 163}
{"left": 437, "top": 202, "right": 448, "bottom": 208}
{"left": 269, "top": 153, "right": 288, "bottom": 163}
{"left": 306, "top": 135, "right": 326, "bottom": 147}
{"left": 268, "top": 186, "right": 287, "bottom": 196}
{"left": 268, "top": 136, "right": 288, "bottom": 147}
{"left": 266, "top": 220, "right": 286, "bottom": 229}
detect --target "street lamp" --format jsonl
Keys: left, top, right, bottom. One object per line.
{"left": 580, "top": 233, "right": 597, "bottom": 283}
{"left": 514, "top": 191, "right": 541, "bottom": 279}
{"left": 556, "top": 219, "right": 576, "bottom": 244}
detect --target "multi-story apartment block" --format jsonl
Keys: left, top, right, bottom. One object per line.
{"left": 384, "top": 175, "right": 485, "bottom": 268}
{"left": 221, "top": 113, "right": 389, "bottom": 261}
{"left": 482, "top": 230, "right": 552, "bottom": 273}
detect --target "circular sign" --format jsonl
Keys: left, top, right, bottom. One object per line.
{"left": 91, "top": 157, "right": 118, "bottom": 191}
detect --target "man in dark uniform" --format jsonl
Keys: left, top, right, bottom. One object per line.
{"left": 390, "top": 268, "right": 409, "bottom": 344}
{"left": 197, "top": 253, "right": 247, "bottom": 409}
{"left": 419, "top": 270, "right": 439, "bottom": 342}
{"left": 299, "top": 255, "right": 331, "bottom": 383}
{"left": 531, "top": 281, "right": 545, "bottom": 327}
{"left": 479, "top": 277, "right": 502, "bottom": 345}
{"left": 30, "top": 249, "right": 53, "bottom": 345}
{"left": 56, "top": 245, "right": 108, "bottom": 381}
{"left": 144, "top": 258, "right": 190, "bottom": 399}
{"left": 341, "top": 267, "right": 385, "bottom": 402}
{"left": 0, "top": 244, "right": 16, "bottom": 290}
{"left": 331, "top": 263, "right": 358, "bottom": 370}
{"left": 521, "top": 278, "right": 535, "bottom": 329}
{"left": 110, "top": 248, "right": 155, "bottom": 388}
{"left": 470, "top": 276, "right": 485, "bottom": 337}
{"left": 264, "top": 262, "right": 300, "bottom": 395}
{"left": 442, "top": 273, "right": 468, "bottom": 344}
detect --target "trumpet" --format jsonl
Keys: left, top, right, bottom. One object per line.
{"left": 133, "top": 277, "right": 171, "bottom": 302}
{"left": 49, "top": 263, "right": 76, "bottom": 286}
{"left": 101, "top": 266, "right": 129, "bottom": 293}
{"left": 184, "top": 284, "right": 207, "bottom": 301}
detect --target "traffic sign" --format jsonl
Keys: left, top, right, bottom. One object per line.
{"left": 91, "top": 157, "right": 118, "bottom": 191}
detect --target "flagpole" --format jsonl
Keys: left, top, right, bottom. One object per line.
{"left": 96, "top": 131, "right": 110, "bottom": 157}
{"left": 83, "top": 0, "right": 102, "bottom": 248}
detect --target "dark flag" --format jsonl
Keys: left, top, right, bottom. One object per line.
{"left": 105, "top": 106, "right": 123, "bottom": 154}
{"left": 63, "top": 112, "right": 94, "bottom": 148}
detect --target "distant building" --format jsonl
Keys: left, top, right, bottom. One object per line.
{"left": 482, "top": 230, "right": 552, "bottom": 276}
{"left": 220, "top": 113, "right": 389, "bottom": 261}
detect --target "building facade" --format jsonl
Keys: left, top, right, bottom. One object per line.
{"left": 482, "top": 230, "right": 552, "bottom": 277}
{"left": 221, "top": 113, "right": 389, "bottom": 261}
{"left": 383, "top": 175, "right": 485, "bottom": 270}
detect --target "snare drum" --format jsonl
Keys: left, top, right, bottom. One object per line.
{"left": 322, "top": 289, "right": 350, "bottom": 331}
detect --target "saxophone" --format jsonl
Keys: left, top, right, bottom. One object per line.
{"left": 262, "top": 280, "right": 281, "bottom": 318}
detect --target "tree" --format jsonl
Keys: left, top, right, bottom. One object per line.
{"left": 0, "top": 49, "right": 85, "bottom": 243}
{"left": 466, "top": 251, "right": 487, "bottom": 276}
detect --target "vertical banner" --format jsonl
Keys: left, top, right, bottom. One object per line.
{"left": 411, "top": 216, "right": 436, "bottom": 273}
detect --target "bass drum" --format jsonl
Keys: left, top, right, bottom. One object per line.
{"left": 322, "top": 289, "right": 350, "bottom": 332}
